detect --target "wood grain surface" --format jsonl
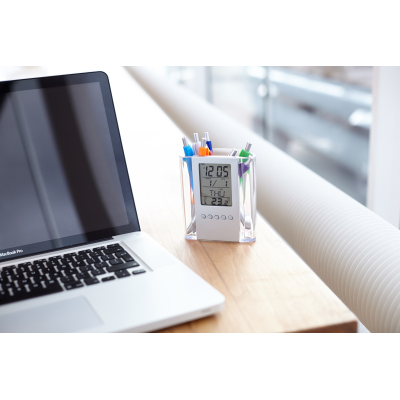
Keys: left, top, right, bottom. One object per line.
{"left": 114, "top": 67, "right": 357, "bottom": 333}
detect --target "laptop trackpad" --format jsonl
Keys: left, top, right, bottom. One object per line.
{"left": 0, "top": 297, "right": 103, "bottom": 333}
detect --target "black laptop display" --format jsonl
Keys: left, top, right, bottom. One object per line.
{"left": 0, "top": 72, "right": 140, "bottom": 262}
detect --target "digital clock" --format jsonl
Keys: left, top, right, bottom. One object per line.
{"left": 199, "top": 163, "right": 232, "bottom": 206}
{"left": 192, "top": 156, "right": 240, "bottom": 242}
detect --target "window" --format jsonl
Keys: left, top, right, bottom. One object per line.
{"left": 166, "top": 66, "right": 373, "bottom": 205}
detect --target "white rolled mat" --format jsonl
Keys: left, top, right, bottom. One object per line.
{"left": 126, "top": 66, "right": 400, "bottom": 332}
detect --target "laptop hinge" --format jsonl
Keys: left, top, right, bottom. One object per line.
{"left": 81, "top": 237, "right": 114, "bottom": 247}
{"left": 52, "top": 237, "right": 115, "bottom": 252}
{"left": 0, "top": 237, "right": 115, "bottom": 264}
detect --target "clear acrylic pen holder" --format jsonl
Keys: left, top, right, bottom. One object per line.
{"left": 179, "top": 153, "right": 257, "bottom": 243}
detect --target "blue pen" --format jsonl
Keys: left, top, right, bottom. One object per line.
{"left": 182, "top": 137, "right": 197, "bottom": 234}
{"left": 204, "top": 132, "right": 213, "bottom": 155}
{"left": 182, "top": 137, "right": 194, "bottom": 157}
{"left": 182, "top": 137, "right": 194, "bottom": 189}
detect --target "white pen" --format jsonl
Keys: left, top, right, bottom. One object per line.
{"left": 192, "top": 133, "right": 200, "bottom": 155}
{"left": 229, "top": 148, "right": 238, "bottom": 156}
{"left": 244, "top": 142, "right": 252, "bottom": 152}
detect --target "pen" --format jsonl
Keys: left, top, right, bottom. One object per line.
{"left": 199, "top": 138, "right": 210, "bottom": 156}
{"left": 239, "top": 141, "right": 252, "bottom": 161}
{"left": 238, "top": 142, "right": 253, "bottom": 229}
{"left": 239, "top": 141, "right": 252, "bottom": 180}
{"left": 187, "top": 194, "right": 196, "bottom": 235}
{"left": 204, "top": 132, "right": 213, "bottom": 155}
{"left": 181, "top": 137, "right": 197, "bottom": 235}
{"left": 182, "top": 137, "right": 194, "bottom": 191}
{"left": 182, "top": 137, "right": 195, "bottom": 157}
{"left": 229, "top": 148, "right": 238, "bottom": 156}
{"left": 192, "top": 133, "right": 200, "bottom": 155}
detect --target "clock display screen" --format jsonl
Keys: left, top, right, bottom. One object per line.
{"left": 199, "top": 163, "right": 232, "bottom": 206}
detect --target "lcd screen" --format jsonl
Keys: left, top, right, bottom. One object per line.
{"left": 0, "top": 81, "right": 129, "bottom": 251}
{"left": 199, "top": 163, "right": 232, "bottom": 206}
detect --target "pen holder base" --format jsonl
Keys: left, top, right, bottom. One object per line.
{"left": 180, "top": 152, "right": 257, "bottom": 243}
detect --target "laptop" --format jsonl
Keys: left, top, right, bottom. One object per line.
{"left": 0, "top": 71, "right": 224, "bottom": 332}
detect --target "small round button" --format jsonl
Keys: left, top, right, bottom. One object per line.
{"left": 201, "top": 214, "right": 206, "bottom": 219}
{"left": 208, "top": 214, "right": 213, "bottom": 219}
{"left": 221, "top": 215, "right": 226, "bottom": 220}
{"left": 228, "top": 215, "right": 233, "bottom": 220}
{"left": 214, "top": 215, "right": 219, "bottom": 220}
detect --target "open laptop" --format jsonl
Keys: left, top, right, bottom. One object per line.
{"left": 0, "top": 71, "right": 224, "bottom": 332}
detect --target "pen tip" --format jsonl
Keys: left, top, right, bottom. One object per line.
{"left": 245, "top": 141, "right": 252, "bottom": 151}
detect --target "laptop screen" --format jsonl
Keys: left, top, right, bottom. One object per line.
{"left": 0, "top": 72, "right": 140, "bottom": 262}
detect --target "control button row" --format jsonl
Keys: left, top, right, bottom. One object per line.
{"left": 201, "top": 214, "right": 233, "bottom": 220}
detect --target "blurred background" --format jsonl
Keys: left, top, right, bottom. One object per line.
{"left": 164, "top": 66, "right": 373, "bottom": 205}
{"left": 0, "top": 66, "right": 373, "bottom": 205}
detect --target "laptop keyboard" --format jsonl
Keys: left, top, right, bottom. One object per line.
{"left": 0, "top": 243, "right": 146, "bottom": 306}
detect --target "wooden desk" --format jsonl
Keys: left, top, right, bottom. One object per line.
{"left": 107, "top": 67, "right": 356, "bottom": 333}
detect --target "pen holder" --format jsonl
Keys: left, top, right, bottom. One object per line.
{"left": 179, "top": 152, "right": 257, "bottom": 243}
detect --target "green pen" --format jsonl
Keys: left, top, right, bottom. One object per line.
{"left": 239, "top": 142, "right": 252, "bottom": 182}
{"left": 239, "top": 142, "right": 252, "bottom": 229}
{"left": 239, "top": 141, "right": 252, "bottom": 162}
